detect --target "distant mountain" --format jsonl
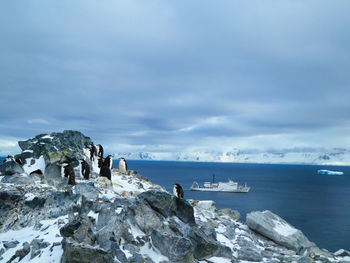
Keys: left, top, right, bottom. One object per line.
{"left": 115, "top": 148, "right": 350, "bottom": 165}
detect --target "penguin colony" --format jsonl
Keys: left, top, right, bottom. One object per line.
{"left": 4, "top": 145, "right": 183, "bottom": 199}
{"left": 58, "top": 143, "right": 128, "bottom": 185}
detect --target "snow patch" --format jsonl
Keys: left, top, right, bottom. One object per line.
{"left": 273, "top": 219, "right": 298, "bottom": 237}
{"left": 22, "top": 155, "right": 45, "bottom": 175}
{"left": 139, "top": 243, "right": 169, "bottom": 263}
{"left": 41, "top": 135, "right": 53, "bottom": 140}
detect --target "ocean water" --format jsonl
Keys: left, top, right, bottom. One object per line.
{"left": 122, "top": 160, "right": 350, "bottom": 252}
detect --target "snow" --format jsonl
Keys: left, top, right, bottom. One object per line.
{"left": 41, "top": 135, "right": 53, "bottom": 140}
{"left": 24, "top": 192, "right": 36, "bottom": 201}
{"left": 273, "top": 219, "right": 298, "bottom": 237}
{"left": 204, "top": 257, "right": 232, "bottom": 263}
{"left": 22, "top": 155, "right": 46, "bottom": 175}
{"left": 87, "top": 211, "right": 99, "bottom": 221}
{"left": 139, "top": 243, "right": 169, "bottom": 263}
{"left": 0, "top": 215, "right": 68, "bottom": 263}
{"left": 114, "top": 148, "right": 350, "bottom": 165}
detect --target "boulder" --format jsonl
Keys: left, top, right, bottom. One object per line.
{"left": 1, "top": 174, "right": 35, "bottom": 184}
{"left": 246, "top": 210, "right": 314, "bottom": 253}
{"left": 61, "top": 237, "right": 114, "bottom": 263}
{"left": 151, "top": 230, "right": 194, "bottom": 262}
{"left": 138, "top": 190, "right": 195, "bottom": 225}
{"left": 218, "top": 208, "right": 241, "bottom": 221}
{"left": 0, "top": 161, "right": 24, "bottom": 175}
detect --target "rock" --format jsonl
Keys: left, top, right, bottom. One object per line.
{"left": 44, "top": 162, "right": 65, "bottom": 186}
{"left": 61, "top": 237, "right": 114, "bottom": 263}
{"left": 298, "top": 256, "right": 313, "bottom": 263}
{"left": 237, "top": 247, "right": 264, "bottom": 262}
{"left": 246, "top": 210, "right": 314, "bottom": 253}
{"left": 1, "top": 174, "right": 35, "bottom": 184}
{"left": 151, "top": 230, "right": 194, "bottom": 262}
{"left": 138, "top": 190, "right": 195, "bottom": 225}
{"left": 196, "top": 200, "right": 217, "bottom": 212}
{"left": 8, "top": 242, "right": 30, "bottom": 262}
{"left": 75, "top": 182, "right": 99, "bottom": 200}
{"left": 3, "top": 240, "right": 19, "bottom": 249}
{"left": 335, "top": 249, "right": 350, "bottom": 257}
{"left": 0, "top": 161, "right": 24, "bottom": 175}
{"left": 131, "top": 199, "right": 164, "bottom": 234}
{"left": 218, "top": 208, "right": 241, "bottom": 221}
{"left": 188, "top": 227, "right": 232, "bottom": 260}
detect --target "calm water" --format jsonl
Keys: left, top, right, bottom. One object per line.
{"left": 122, "top": 160, "right": 350, "bottom": 252}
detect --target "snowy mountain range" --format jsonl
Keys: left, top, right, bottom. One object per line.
{"left": 115, "top": 148, "right": 350, "bottom": 165}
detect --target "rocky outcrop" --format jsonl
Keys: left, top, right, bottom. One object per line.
{"left": 0, "top": 130, "right": 98, "bottom": 187}
{"left": 17, "top": 130, "right": 93, "bottom": 166}
{"left": 246, "top": 210, "right": 315, "bottom": 253}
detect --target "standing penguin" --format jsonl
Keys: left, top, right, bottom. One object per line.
{"left": 89, "top": 145, "right": 97, "bottom": 161}
{"left": 96, "top": 144, "right": 104, "bottom": 158}
{"left": 62, "top": 163, "right": 76, "bottom": 185}
{"left": 104, "top": 155, "right": 113, "bottom": 170}
{"left": 119, "top": 157, "right": 127, "bottom": 174}
{"left": 80, "top": 159, "right": 90, "bottom": 180}
{"left": 173, "top": 184, "right": 184, "bottom": 198}
{"left": 99, "top": 164, "right": 111, "bottom": 181}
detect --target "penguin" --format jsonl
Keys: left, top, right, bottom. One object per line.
{"left": 173, "top": 184, "right": 184, "bottom": 198}
{"left": 119, "top": 157, "right": 127, "bottom": 174}
{"left": 104, "top": 155, "right": 113, "bottom": 170}
{"left": 96, "top": 144, "right": 104, "bottom": 158}
{"left": 5, "top": 155, "right": 14, "bottom": 162}
{"left": 80, "top": 159, "right": 90, "bottom": 180}
{"left": 98, "top": 157, "right": 104, "bottom": 169}
{"left": 99, "top": 164, "right": 111, "bottom": 181}
{"left": 89, "top": 145, "right": 97, "bottom": 161}
{"left": 62, "top": 163, "right": 76, "bottom": 185}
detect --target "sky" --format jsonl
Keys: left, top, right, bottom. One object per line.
{"left": 1, "top": 0, "right": 350, "bottom": 156}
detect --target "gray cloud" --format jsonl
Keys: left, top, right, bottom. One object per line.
{"left": 1, "top": 0, "right": 350, "bottom": 155}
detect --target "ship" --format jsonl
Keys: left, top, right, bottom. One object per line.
{"left": 317, "top": 169, "right": 344, "bottom": 175}
{"left": 190, "top": 175, "right": 250, "bottom": 193}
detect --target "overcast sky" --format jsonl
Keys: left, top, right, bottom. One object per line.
{"left": 1, "top": 0, "right": 350, "bottom": 156}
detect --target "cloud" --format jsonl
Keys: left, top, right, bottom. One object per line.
{"left": 27, "top": 119, "right": 49, "bottom": 125}
{"left": 0, "top": 0, "right": 350, "bottom": 155}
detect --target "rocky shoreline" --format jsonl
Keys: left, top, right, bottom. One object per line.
{"left": 0, "top": 130, "right": 349, "bottom": 263}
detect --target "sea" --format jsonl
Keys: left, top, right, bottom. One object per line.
{"left": 1, "top": 156, "right": 349, "bottom": 252}
{"left": 122, "top": 160, "right": 350, "bottom": 253}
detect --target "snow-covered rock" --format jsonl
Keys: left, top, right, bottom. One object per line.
{"left": 246, "top": 210, "right": 315, "bottom": 253}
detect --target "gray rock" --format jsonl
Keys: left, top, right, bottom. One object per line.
{"left": 75, "top": 182, "right": 99, "bottom": 200}
{"left": 1, "top": 174, "right": 35, "bottom": 184}
{"left": 8, "top": 242, "right": 30, "bottom": 263}
{"left": 218, "top": 208, "right": 241, "bottom": 221}
{"left": 188, "top": 227, "right": 232, "bottom": 260}
{"left": 0, "top": 161, "right": 24, "bottom": 175}
{"left": 151, "top": 230, "right": 194, "bottom": 262}
{"left": 298, "top": 256, "right": 313, "bottom": 263}
{"left": 60, "top": 216, "right": 95, "bottom": 245}
{"left": 3, "top": 240, "right": 19, "bottom": 249}
{"left": 131, "top": 199, "right": 164, "bottom": 234}
{"left": 18, "top": 130, "right": 93, "bottom": 167}
{"left": 246, "top": 210, "right": 314, "bottom": 253}
{"left": 138, "top": 190, "right": 195, "bottom": 225}
{"left": 61, "top": 237, "right": 114, "bottom": 263}
{"left": 335, "top": 249, "right": 350, "bottom": 257}
{"left": 237, "top": 247, "right": 264, "bottom": 262}
{"left": 44, "top": 162, "right": 65, "bottom": 186}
